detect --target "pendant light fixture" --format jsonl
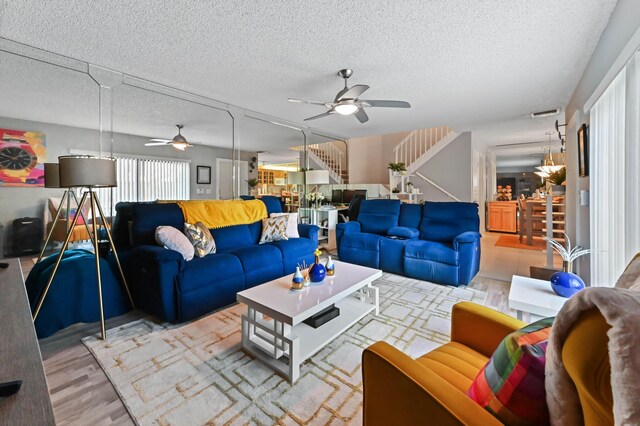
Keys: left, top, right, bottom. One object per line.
{"left": 536, "top": 131, "right": 564, "bottom": 174}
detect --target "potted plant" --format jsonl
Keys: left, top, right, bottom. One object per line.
{"left": 246, "top": 178, "right": 259, "bottom": 196}
{"left": 544, "top": 233, "right": 593, "bottom": 297}
{"left": 547, "top": 167, "right": 566, "bottom": 194}
{"left": 387, "top": 162, "right": 407, "bottom": 176}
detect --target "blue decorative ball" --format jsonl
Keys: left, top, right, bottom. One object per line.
{"left": 309, "top": 263, "right": 326, "bottom": 283}
{"left": 550, "top": 271, "right": 585, "bottom": 298}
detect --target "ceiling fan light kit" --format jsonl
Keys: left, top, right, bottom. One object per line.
{"left": 289, "top": 69, "right": 411, "bottom": 123}
{"left": 146, "top": 124, "right": 194, "bottom": 150}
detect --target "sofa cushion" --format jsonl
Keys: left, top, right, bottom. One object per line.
{"left": 398, "top": 203, "right": 423, "bottom": 229}
{"left": 260, "top": 195, "right": 283, "bottom": 214}
{"left": 180, "top": 253, "right": 244, "bottom": 293}
{"left": 467, "top": 317, "right": 553, "bottom": 426}
{"left": 420, "top": 202, "right": 479, "bottom": 242}
{"left": 184, "top": 222, "right": 216, "bottom": 257}
{"left": 405, "top": 240, "right": 459, "bottom": 266}
{"left": 357, "top": 199, "right": 401, "bottom": 235}
{"left": 155, "top": 226, "right": 194, "bottom": 261}
{"left": 387, "top": 226, "right": 419, "bottom": 240}
{"left": 210, "top": 223, "right": 255, "bottom": 251}
{"left": 270, "top": 213, "right": 300, "bottom": 238}
{"left": 259, "top": 215, "right": 289, "bottom": 243}
{"left": 267, "top": 238, "right": 316, "bottom": 273}
{"left": 417, "top": 342, "right": 488, "bottom": 393}
{"left": 226, "top": 245, "right": 284, "bottom": 287}
{"left": 339, "top": 233, "right": 384, "bottom": 269}
{"left": 132, "top": 203, "right": 185, "bottom": 247}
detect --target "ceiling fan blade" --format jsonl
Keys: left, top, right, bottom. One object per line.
{"left": 304, "top": 111, "right": 333, "bottom": 121}
{"left": 360, "top": 100, "right": 411, "bottom": 108}
{"left": 354, "top": 108, "right": 369, "bottom": 123}
{"left": 337, "top": 84, "right": 369, "bottom": 101}
{"left": 149, "top": 138, "right": 172, "bottom": 142}
{"left": 288, "top": 98, "right": 328, "bottom": 106}
{"left": 145, "top": 142, "right": 170, "bottom": 146}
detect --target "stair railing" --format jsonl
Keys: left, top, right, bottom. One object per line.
{"left": 394, "top": 126, "right": 452, "bottom": 170}
{"left": 291, "top": 142, "right": 344, "bottom": 183}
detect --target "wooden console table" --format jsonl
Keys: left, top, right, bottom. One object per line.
{"left": 0, "top": 259, "right": 55, "bottom": 425}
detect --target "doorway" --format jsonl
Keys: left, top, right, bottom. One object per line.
{"left": 216, "top": 159, "right": 248, "bottom": 199}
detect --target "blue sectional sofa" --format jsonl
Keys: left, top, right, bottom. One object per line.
{"left": 113, "top": 196, "right": 319, "bottom": 322}
{"left": 336, "top": 200, "right": 481, "bottom": 286}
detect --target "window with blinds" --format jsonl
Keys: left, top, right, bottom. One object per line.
{"left": 96, "top": 156, "right": 190, "bottom": 216}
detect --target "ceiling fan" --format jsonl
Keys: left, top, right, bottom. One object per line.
{"left": 146, "top": 124, "right": 193, "bottom": 151}
{"left": 288, "top": 69, "right": 411, "bottom": 123}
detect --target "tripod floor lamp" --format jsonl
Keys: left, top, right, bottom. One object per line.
{"left": 36, "top": 163, "right": 92, "bottom": 263}
{"left": 32, "top": 155, "right": 135, "bottom": 340}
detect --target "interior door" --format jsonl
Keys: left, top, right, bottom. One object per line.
{"left": 216, "top": 159, "right": 248, "bottom": 199}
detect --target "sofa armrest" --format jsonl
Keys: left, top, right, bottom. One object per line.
{"left": 362, "top": 341, "right": 501, "bottom": 426}
{"left": 452, "top": 231, "right": 481, "bottom": 250}
{"left": 451, "top": 302, "right": 525, "bottom": 358}
{"left": 123, "top": 245, "right": 186, "bottom": 322}
{"left": 297, "top": 224, "right": 319, "bottom": 245}
{"left": 336, "top": 221, "right": 361, "bottom": 238}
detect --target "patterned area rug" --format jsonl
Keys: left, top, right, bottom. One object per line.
{"left": 83, "top": 273, "right": 486, "bottom": 425}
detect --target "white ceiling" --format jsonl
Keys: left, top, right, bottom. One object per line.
{"left": 0, "top": 0, "right": 617, "bottom": 150}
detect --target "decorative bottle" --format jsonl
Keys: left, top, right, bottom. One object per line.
{"left": 308, "top": 249, "right": 326, "bottom": 283}
{"left": 325, "top": 256, "right": 335, "bottom": 276}
{"left": 292, "top": 266, "right": 304, "bottom": 290}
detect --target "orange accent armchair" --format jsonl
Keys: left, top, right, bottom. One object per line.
{"left": 362, "top": 302, "right": 613, "bottom": 426}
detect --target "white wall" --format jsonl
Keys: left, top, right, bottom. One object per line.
{"left": 0, "top": 116, "right": 256, "bottom": 256}
{"left": 347, "top": 135, "right": 384, "bottom": 184}
{"left": 411, "top": 132, "right": 473, "bottom": 202}
{"left": 347, "top": 130, "right": 412, "bottom": 185}
{"left": 564, "top": 0, "right": 640, "bottom": 282}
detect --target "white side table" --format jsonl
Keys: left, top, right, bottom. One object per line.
{"left": 508, "top": 275, "right": 568, "bottom": 321}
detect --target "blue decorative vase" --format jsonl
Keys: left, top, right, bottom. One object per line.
{"left": 309, "top": 253, "right": 326, "bottom": 282}
{"left": 550, "top": 271, "right": 585, "bottom": 298}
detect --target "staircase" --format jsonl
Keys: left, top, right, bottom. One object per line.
{"left": 291, "top": 142, "right": 347, "bottom": 184}
{"left": 394, "top": 126, "right": 459, "bottom": 174}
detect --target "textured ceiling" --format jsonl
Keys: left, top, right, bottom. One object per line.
{"left": 0, "top": 0, "right": 617, "bottom": 148}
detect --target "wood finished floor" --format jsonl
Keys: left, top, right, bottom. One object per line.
{"left": 20, "top": 233, "right": 557, "bottom": 425}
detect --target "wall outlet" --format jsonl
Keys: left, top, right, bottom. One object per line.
{"left": 196, "top": 188, "right": 204, "bottom": 195}
{"left": 205, "top": 189, "right": 212, "bottom": 194}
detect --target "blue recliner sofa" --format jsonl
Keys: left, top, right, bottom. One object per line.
{"left": 113, "top": 196, "right": 319, "bottom": 322}
{"left": 336, "top": 200, "right": 481, "bottom": 286}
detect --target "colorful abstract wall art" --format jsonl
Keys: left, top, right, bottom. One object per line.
{"left": 0, "top": 128, "right": 46, "bottom": 187}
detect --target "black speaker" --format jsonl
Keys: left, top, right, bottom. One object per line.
{"left": 12, "top": 217, "right": 43, "bottom": 256}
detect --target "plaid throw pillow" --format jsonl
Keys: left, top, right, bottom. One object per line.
{"left": 467, "top": 317, "right": 554, "bottom": 426}
{"left": 184, "top": 222, "right": 216, "bottom": 257}
{"left": 259, "top": 215, "right": 289, "bottom": 244}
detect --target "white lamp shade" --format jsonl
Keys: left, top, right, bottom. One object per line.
{"left": 59, "top": 155, "right": 117, "bottom": 188}
{"left": 287, "top": 171, "right": 304, "bottom": 185}
{"left": 305, "top": 170, "right": 330, "bottom": 185}
{"left": 44, "top": 163, "right": 60, "bottom": 188}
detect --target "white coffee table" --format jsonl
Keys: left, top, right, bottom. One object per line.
{"left": 508, "top": 275, "right": 568, "bottom": 321}
{"left": 236, "top": 260, "right": 382, "bottom": 383}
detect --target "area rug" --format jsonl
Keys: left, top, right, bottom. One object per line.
{"left": 83, "top": 273, "right": 486, "bottom": 425}
{"left": 495, "top": 234, "right": 547, "bottom": 251}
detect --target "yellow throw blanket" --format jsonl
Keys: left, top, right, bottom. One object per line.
{"left": 177, "top": 200, "right": 268, "bottom": 229}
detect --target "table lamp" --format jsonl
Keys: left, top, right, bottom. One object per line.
{"left": 32, "top": 155, "right": 134, "bottom": 340}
